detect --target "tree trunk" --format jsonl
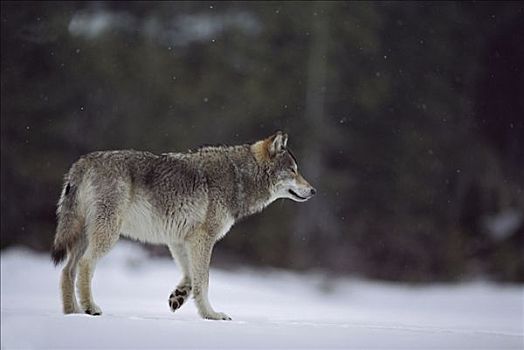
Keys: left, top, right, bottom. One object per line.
{"left": 292, "top": 3, "right": 333, "bottom": 269}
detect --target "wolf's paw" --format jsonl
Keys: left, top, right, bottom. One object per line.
{"left": 168, "top": 286, "right": 191, "bottom": 312}
{"left": 84, "top": 304, "right": 102, "bottom": 316}
{"left": 63, "top": 304, "right": 83, "bottom": 314}
{"left": 201, "top": 311, "right": 232, "bottom": 321}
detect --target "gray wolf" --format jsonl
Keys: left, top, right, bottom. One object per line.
{"left": 51, "top": 131, "right": 316, "bottom": 320}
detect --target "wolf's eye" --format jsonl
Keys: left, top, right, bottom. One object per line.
{"left": 289, "top": 167, "right": 297, "bottom": 174}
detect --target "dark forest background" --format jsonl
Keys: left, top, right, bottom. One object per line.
{"left": 2, "top": 1, "right": 523, "bottom": 282}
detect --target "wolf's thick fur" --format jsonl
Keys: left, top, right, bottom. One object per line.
{"left": 52, "top": 131, "right": 315, "bottom": 320}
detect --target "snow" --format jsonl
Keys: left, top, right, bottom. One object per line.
{"left": 68, "top": 8, "right": 261, "bottom": 46}
{"left": 483, "top": 208, "right": 523, "bottom": 241}
{"left": 1, "top": 242, "right": 523, "bottom": 349}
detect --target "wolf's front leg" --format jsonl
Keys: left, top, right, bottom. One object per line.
{"left": 187, "top": 233, "right": 231, "bottom": 320}
{"left": 167, "top": 242, "right": 192, "bottom": 312}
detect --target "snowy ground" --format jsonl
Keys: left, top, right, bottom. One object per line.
{"left": 1, "top": 242, "right": 523, "bottom": 349}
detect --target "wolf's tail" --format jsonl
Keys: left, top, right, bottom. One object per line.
{"left": 51, "top": 161, "right": 85, "bottom": 266}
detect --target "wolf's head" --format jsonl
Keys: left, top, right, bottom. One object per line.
{"left": 251, "top": 131, "right": 316, "bottom": 203}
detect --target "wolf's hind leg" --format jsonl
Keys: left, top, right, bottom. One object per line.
{"left": 77, "top": 214, "right": 121, "bottom": 315}
{"left": 60, "top": 238, "right": 87, "bottom": 314}
{"left": 167, "top": 242, "right": 192, "bottom": 312}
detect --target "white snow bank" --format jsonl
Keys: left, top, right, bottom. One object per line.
{"left": 1, "top": 241, "right": 523, "bottom": 349}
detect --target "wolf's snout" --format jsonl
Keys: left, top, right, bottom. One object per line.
{"left": 310, "top": 188, "right": 317, "bottom": 196}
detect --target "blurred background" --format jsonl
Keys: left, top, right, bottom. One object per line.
{"left": 1, "top": 1, "right": 523, "bottom": 282}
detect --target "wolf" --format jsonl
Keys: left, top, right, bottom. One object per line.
{"left": 51, "top": 131, "right": 316, "bottom": 320}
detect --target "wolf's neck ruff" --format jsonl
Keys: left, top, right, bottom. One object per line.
{"left": 182, "top": 144, "right": 274, "bottom": 221}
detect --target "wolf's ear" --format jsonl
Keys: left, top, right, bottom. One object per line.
{"left": 268, "top": 131, "right": 288, "bottom": 157}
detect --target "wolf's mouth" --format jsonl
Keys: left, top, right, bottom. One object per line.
{"left": 288, "top": 189, "right": 308, "bottom": 200}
